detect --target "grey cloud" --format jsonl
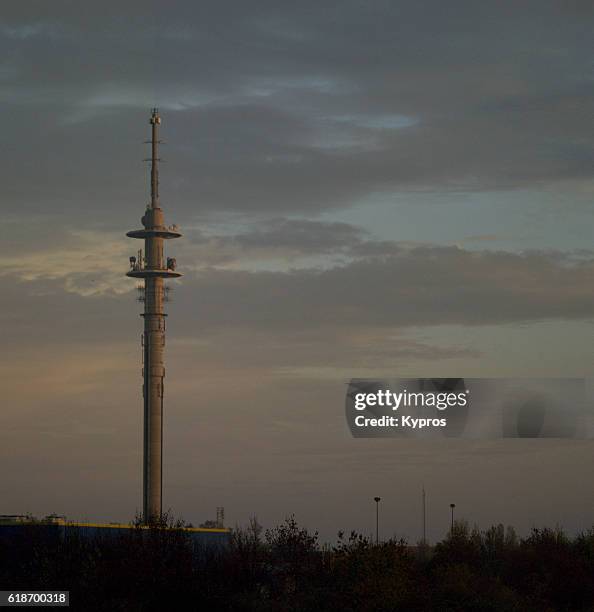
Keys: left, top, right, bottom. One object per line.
{"left": 167, "top": 218, "right": 368, "bottom": 268}
{"left": 6, "top": 240, "right": 594, "bottom": 354}
{"left": 195, "top": 218, "right": 366, "bottom": 253}
{"left": 1, "top": 1, "right": 594, "bottom": 220}
{"left": 174, "top": 246, "right": 594, "bottom": 330}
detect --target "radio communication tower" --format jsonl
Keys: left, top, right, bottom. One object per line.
{"left": 127, "top": 109, "right": 182, "bottom": 524}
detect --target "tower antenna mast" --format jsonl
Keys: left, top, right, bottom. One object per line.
{"left": 150, "top": 107, "right": 160, "bottom": 208}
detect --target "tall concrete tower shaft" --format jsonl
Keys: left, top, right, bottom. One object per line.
{"left": 126, "top": 109, "right": 181, "bottom": 523}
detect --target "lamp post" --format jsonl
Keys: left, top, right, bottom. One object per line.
{"left": 422, "top": 486, "right": 426, "bottom": 547}
{"left": 450, "top": 503, "right": 456, "bottom": 534}
{"left": 374, "top": 496, "right": 381, "bottom": 544}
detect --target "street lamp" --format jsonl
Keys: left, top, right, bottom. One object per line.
{"left": 374, "top": 497, "right": 381, "bottom": 544}
{"left": 450, "top": 503, "right": 456, "bottom": 534}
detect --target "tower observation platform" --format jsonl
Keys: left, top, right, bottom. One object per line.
{"left": 127, "top": 109, "right": 181, "bottom": 524}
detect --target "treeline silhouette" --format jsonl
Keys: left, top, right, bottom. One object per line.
{"left": 0, "top": 514, "right": 593, "bottom": 611}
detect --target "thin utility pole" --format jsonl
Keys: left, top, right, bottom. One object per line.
{"left": 374, "top": 496, "right": 381, "bottom": 544}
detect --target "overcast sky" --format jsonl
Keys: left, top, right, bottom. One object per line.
{"left": 1, "top": 1, "right": 594, "bottom": 541}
